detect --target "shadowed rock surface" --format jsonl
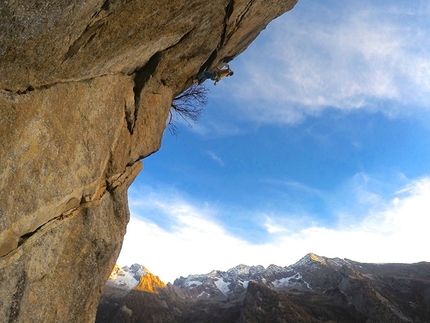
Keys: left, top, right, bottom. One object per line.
{"left": 0, "top": 0, "right": 297, "bottom": 322}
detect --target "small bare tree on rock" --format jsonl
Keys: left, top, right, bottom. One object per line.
{"left": 168, "top": 84, "right": 208, "bottom": 135}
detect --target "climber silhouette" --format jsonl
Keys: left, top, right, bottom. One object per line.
{"left": 195, "top": 64, "right": 234, "bottom": 85}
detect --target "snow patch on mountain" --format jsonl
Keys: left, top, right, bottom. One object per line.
{"left": 197, "top": 291, "right": 210, "bottom": 298}
{"left": 272, "top": 273, "right": 300, "bottom": 289}
{"left": 240, "top": 280, "right": 249, "bottom": 289}
{"left": 185, "top": 280, "right": 202, "bottom": 288}
{"left": 172, "top": 253, "right": 363, "bottom": 298}
{"left": 214, "top": 278, "right": 231, "bottom": 296}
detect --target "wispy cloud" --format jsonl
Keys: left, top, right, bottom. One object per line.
{"left": 179, "top": 119, "right": 242, "bottom": 137}
{"left": 118, "top": 176, "right": 430, "bottom": 283}
{"left": 261, "top": 178, "right": 325, "bottom": 198}
{"left": 229, "top": 1, "right": 430, "bottom": 124}
{"left": 207, "top": 151, "right": 225, "bottom": 166}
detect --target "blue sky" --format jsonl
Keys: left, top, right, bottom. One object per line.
{"left": 117, "top": 0, "right": 430, "bottom": 283}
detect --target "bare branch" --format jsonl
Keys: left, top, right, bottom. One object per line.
{"left": 168, "top": 84, "right": 208, "bottom": 135}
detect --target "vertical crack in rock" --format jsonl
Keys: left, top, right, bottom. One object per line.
{"left": 221, "top": 0, "right": 236, "bottom": 47}
{"left": 130, "top": 52, "right": 163, "bottom": 134}
{"left": 123, "top": 101, "right": 135, "bottom": 136}
{"left": 199, "top": 0, "right": 236, "bottom": 73}
{"left": 228, "top": 0, "right": 255, "bottom": 40}
{"left": 129, "top": 28, "right": 194, "bottom": 133}
{"left": 7, "top": 271, "right": 27, "bottom": 323}
{"left": 199, "top": 50, "right": 218, "bottom": 74}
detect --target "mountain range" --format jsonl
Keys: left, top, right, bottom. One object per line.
{"left": 95, "top": 253, "right": 430, "bottom": 322}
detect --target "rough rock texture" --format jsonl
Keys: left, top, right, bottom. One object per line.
{"left": 0, "top": 0, "right": 298, "bottom": 322}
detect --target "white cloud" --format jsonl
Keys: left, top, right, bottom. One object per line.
{"left": 264, "top": 217, "right": 291, "bottom": 234}
{"left": 207, "top": 151, "right": 225, "bottom": 166}
{"left": 117, "top": 196, "right": 253, "bottom": 283}
{"left": 229, "top": 1, "right": 430, "bottom": 124}
{"left": 118, "top": 177, "right": 430, "bottom": 284}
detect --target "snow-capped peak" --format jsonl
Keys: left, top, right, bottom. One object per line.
{"left": 227, "top": 264, "right": 265, "bottom": 277}
{"left": 106, "top": 264, "right": 148, "bottom": 292}
{"left": 292, "top": 253, "right": 327, "bottom": 268}
{"left": 173, "top": 262, "right": 308, "bottom": 298}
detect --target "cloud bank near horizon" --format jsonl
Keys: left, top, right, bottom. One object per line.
{"left": 117, "top": 176, "right": 430, "bottom": 284}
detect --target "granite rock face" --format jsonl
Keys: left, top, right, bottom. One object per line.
{"left": 0, "top": 0, "right": 298, "bottom": 322}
